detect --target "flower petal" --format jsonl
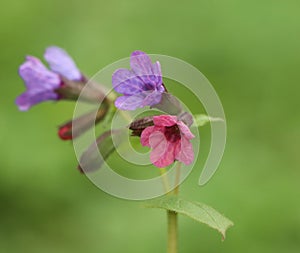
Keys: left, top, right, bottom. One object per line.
{"left": 175, "top": 137, "right": 194, "bottom": 165}
{"left": 149, "top": 131, "right": 175, "bottom": 167}
{"left": 130, "top": 51, "right": 163, "bottom": 89}
{"left": 114, "top": 93, "right": 145, "bottom": 110}
{"left": 153, "top": 115, "right": 178, "bottom": 127}
{"left": 152, "top": 61, "right": 163, "bottom": 87}
{"left": 140, "top": 126, "right": 155, "bottom": 147}
{"left": 178, "top": 121, "right": 195, "bottom": 139}
{"left": 16, "top": 90, "right": 58, "bottom": 111}
{"left": 44, "top": 46, "right": 81, "bottom": 81}
{"left": 142, "top": 90, "right": 163, "bottom": 107}
{"left": 130, "top": 51, "right": 154, "bottom": 76}
{"left": 111, "top": 51, "right": 165, "bottom": 111}
{"left": 114, "top": 90, "right": 162, "bottom": 110}
{"left": 112, "top": 68, "right": 145, "bottom": 95}
{"left": 19, "top": 56, "right": 61, "bottom": 90}
{"left": 141, "top": 126, "right": 163, "bottom": 147}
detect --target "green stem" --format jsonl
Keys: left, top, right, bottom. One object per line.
{"left": 174, "top": 162, "right": 181, "bottom": 195}
{"left": 160, "top": 163, "right": 181, "bottom": 253}
{"left": 167, "top": 210, "right": 178, "bottom": 253}
{"left": 159, "top": 168, "right": 170, "bottom": 193}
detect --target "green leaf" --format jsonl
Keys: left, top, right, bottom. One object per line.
{"left": 193, "top": 114, "right": 224, "bottom": 127}
{"left": 144, "top": 195, "right": 233, "bottom": 240}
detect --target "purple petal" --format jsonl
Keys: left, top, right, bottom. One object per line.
{"left": 44, "top": 46, "right": 81, "bottom": 81}
{"left": 114, "top": 90, "right": 163, "bottom": 110}
{"left": 142, "top": 90, "right": 163, "bottom": 107}
{"left": 130, "top": 51, "right": 163, "bottom": 90}
{"left": 16, "top": 90, "right": 58, "bottom": 111}
{"left": 112, "top": 68, "right": 145, "bottom": 95}
{"left": 17, "top": 56, "right": 61, "bottom": 110}
{"left": 19, "top": 56, "right": 61, "bottom": 90}
{"left": 152, "top": 61, "right": 163, "bottom": 88}
{"left": 114, "top": 93, "right": 146, "bottom": 110}
{"left": 130, "top": 51, "right": 153, "bottom": 76}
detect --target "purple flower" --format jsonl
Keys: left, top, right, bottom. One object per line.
{"left": 16, "top": 46, "right": 81, "bottom": 111}
{"left": 112, "top": 51, "right": 165, "bottom": 110}
{"left": 16, "top": 56, "right": 61, "bottom": 111}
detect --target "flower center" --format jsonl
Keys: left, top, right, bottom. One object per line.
{"left": 164, "top": 125, "right": 181, "bottom": 143}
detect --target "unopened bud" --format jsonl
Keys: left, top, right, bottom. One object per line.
{"left": 58, "top": 102, "right": 110, "bottom": 140}
{"left": 78, "top": 129, "right": 124, "bottom": 173}
{"left": 129, "top": 116, "right": 154, "bottom": 137}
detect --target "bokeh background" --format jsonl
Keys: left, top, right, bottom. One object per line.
{"left": 1, "top": 0, "right": 300, "bottom": 252}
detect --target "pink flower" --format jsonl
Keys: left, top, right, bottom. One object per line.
{"left": 141, "top": 115, "right": 195, "bottom": 168}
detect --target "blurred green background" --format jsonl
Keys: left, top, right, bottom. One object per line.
{"left": 1, "top": 0, "right": 300, "bottom": 252}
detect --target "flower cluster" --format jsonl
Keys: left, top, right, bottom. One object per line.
{"left": 113, "top": 51, "right": 195, "bottom": 168}
{"left": 16, "top": 48, "right": 195, "bottom": 171}
{"left": 16, "top": 46, "right": 110, "bottom": 143}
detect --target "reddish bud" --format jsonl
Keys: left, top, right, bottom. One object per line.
{"left": 58, "top": 102, "right": 110, "bottom": 141}
{"left": 129, "top": 116, "right": 154, "bottom": 137}
{"left": 58, "top": 123, "right": 73, "bottom": 140}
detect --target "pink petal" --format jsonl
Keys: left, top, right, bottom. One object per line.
{"left": 175, "top": 137, "right": 194, "bottom": 165}
{"left": 177, "top": 121, "right": 195, "bottom": 140}
{"left": 141, "top": 126, "right": 155, "bottom": 147}
{"left": 153, "top": 115, "right": 178, "bottom": 127}
{"left": 149, "top": 131, "right": 175, "bottom": 167}
{"left": 141, "top": 126, "right": 164, "bottom": 146}
{"left": 152, "top": 143, "right": 176, "bottom": 168}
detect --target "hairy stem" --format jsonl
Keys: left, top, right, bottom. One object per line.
{"left": 160, "top": 163, "right": 181, "bottom": 253}
{"left": 159, "top": 167, "right": 170, "bottom": 193}
{"left": 167, "top": 209, "right": 178, "bottom": 253}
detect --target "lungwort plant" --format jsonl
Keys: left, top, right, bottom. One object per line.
{"left": 16, "top": 47, "right": 233, "bottom": 253}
